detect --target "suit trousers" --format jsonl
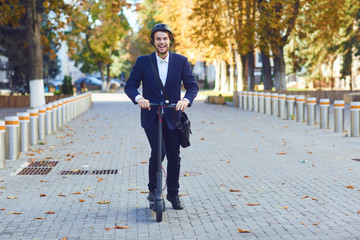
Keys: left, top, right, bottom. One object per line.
{"left": 145, "top": 116, "right": 181, "bottom": 197}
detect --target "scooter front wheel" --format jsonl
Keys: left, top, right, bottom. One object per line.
{"left": 156, "top": 198, "right": 165, "bottom": 222}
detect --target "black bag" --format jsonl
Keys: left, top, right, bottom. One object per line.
{"left": 178, "top": 112, "right": 191, "bottom": 148}
{"left": 148, "top": 55, "right": 192, "bottom": 148}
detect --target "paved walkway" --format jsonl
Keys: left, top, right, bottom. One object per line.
{"left": 0, "top": 92, "right": 359, "bottom": 240}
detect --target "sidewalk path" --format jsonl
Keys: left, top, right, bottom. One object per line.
{"left": 0, "top": 92, "right": 359, "bottom": 240}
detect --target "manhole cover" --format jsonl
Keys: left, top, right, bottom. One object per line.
{"left": 92, "top": 169, "right": 118, "bottom": 175}
{"left": 18, "top": 167, "right": 53, "bottom": 175}
{"left": 28, "top": 161, "right": 59, "bottom": 168}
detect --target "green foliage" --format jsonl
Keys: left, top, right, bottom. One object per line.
{"left": 61, "top": 75, "right": 73, "bottom": 95}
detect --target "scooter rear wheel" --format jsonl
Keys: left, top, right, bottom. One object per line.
{"left": 156, "top": 199, "right": 165, "bottom": 222}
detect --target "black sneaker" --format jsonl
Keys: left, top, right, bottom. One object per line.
{"left": 166, "top": 195, "right": 183, "bottom": 210}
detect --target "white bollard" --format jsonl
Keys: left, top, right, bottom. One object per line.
{"left": 17, "top": 112, "right": 30, "bottom": 152}
{"left": 320, "top": 99, "right": 330, "bottom": 129}
{"left": 248, "top": 91, "right": 253, "bottom": 111}
{"left": 27, "top": 109, "right": 39, "bottom": 145}
{"left": 243, "top": 92, "right": 248, "bottom": 110}
{"left": 51, "top": 102, "right": 58, "bottom": 133}
{"left": 258, "top": 92, "right": 264, "bottom": 113}
{"left": 334, "top": 100, "right": 345, "bottom": 133}
{"left": 264, "top": 92, "right": 271, "bottom": 114}
{"left": 0, "top": 121, "right": 5, "bottom": 169}
{"left": 57, "top": 100, "right": 63, "bottom": 129}
{"left": 253, "top": 92, "right": 259, "bottom": 112}
{"left": 306, "top": 97, "right": 317, "bottom": 126}
{"left": 350, "top": 102, "right": 360, "bottom": 137}
{"left": 238, "top": 92, "right": 243, "bottom": 109}
{"left": 296, "top": 96, "right": 306, "bottom": 122}
{"left": 286, "top": 95, "right": 295, "bottom": 120}
{"left": 37, "top": 106, "right": 46, "bottom": 141}
{"left": 279, "top": 94, "right": 287, "bottom": 119}
{"left": 5, "top": 116, "right": 19, "bottom": 160}
{"left": 45, "top": 104, "right": 53, "bottom": 135}
{"left": 271, "top": 93, "right": 279, "bottom": 116}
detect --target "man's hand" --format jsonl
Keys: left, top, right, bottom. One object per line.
{"left": 137, "top": 97, "right": 150, "bottom": 110}
{"left": 176, "top": 100, "right": 189, "bottom": 112}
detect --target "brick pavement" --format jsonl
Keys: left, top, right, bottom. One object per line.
{"left": 0, "top": 91, "right": 359, "bottom": 240}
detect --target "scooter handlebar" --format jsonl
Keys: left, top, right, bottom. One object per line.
{"left": 150, "top": 103, "right": 177, "bottom": 108}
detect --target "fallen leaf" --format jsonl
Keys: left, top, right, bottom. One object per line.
{"left": 97, "top": 178, "right": 105, "bottom": 182}
{"left": 238, "top": 228, "right": 252, "bottom": 233}
{"left": 128, "top": 188, "right": 135, "bottom": 191}
{"left": 105, "top": 228, "right": 112, "bottom": 231}
{"left": 244, "top": 176, "right": 250, "bottom": 178}
{"left": 179, "top": 194, "right": 188, "bottom": 196}
{"left": 0, "top": 208, "right": 5, "bottom": 210}
{"left": 71, "top": 192, "right": 81, "bottom": 195}
{"left": 140, "top": 162, "right": 147, "bottom": 164}
{"left": 307, "top": 151, "right": 313, "bottom": 154}
{"left": 7, "top": 196, "right": 18, "bottom": 199}
{"left": 312, "top": 198, "right": 318, "bottom": 201}
{"left": 66, "top": 154, "right": 71, "bottom": 157}
{"left": 83, "top": 188, "right": 90, "bottom": 191}
{"left": 34, "top": 217, "right": 46, "bottom": 220}
{"left": 88, "top": 195, "right": 95, "bottom": 198}
{"left": 357, "top": 211, "right": 360, "bottom": 214}
{"left": 40, "top": 180, "right": 49, "bottom": 183}
{"left": 140, "top": 191, "right": 149, "bottom": 194}
{"left": 230, "top": 189, "right": 241, "bottom": 192}
{"left": 0, "top": 187, "right": 6, "bottom": 189}
{"left": 9, "top": 211, "right": 22, "bottom": 215}
{"left": 40, "top": 194, "right": 47, "bottom": 197}
{"left": 200, "top": 138, "right": 205, "bottom": 140}
{"left": 312, "top": 222, "right": 319, "bottom": 226}
{"left": 45, "top": 211, "right": 55, "bottom": 214}
{"left": 61, "top": 237, "right": 68, "bottom": 240}
{"left": 301, "top": 196, "right": 309, "bottom": 199}
{"left": 184, "top": 173, "right": 189, "bottom": 177}
{"left": 79, "top": 199, "right": 85, "bottom": 202}
{"left": 58, "top": 194, "right": 66, "bottom": 197}
{"left": 113, "top": 226, "right": 131, "bottom": 229}
{"left": 276, "top": 152, "right": 287, "bottom": 155}
{"left": 246, "top": 203, "right": 260, "bottom": 206}
{"left": 97, "top": 200, "right": 110, "bottom": 204}
{"left": 346, "top": 185, "right": 355, "bottom": 189}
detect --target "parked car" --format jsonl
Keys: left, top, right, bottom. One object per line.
{"left": 74, "top": 76, "right": 102, "bottom": 91}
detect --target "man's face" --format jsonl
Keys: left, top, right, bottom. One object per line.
{"left": 153, "top": 31, "right": 170, "bottom": 58}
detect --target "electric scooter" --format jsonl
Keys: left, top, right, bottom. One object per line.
{"left": 149, "top": 101, "right": 177, "bottom": 222}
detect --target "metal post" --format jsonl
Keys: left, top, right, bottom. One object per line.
{"left": 243, "top": 92, "right": 248, "bottom": 110}
{"left": 5, "top": 116, "right": 19, "bottom": 160}
{"left": 350, "top": 102, "right": 360, "bottom": 137}
{"left": 279, "top": 94, "right": 287, "bottom": 119}
{"left": 320, "top": 98, "right": 330, "bottom": 129}
{"left": 271, "top": 93, "right": 279, "bottom": 116}
{"left": 334, "top": 100, "right": 345, "bottom": 133}
{"left": 57, "top": 100, "right": 63, "bottom": 129}
{"left": 45, "top": 104, "right": 53, "bottom": 135}
{"left": 37, "top": 106, "right": 46, "bottom": 141}
{"left": 286, "top": 95, "right": 295, "bottom": 120}
{"left": 238, "top": 92, "right": 243, "bottom": 109}
{"left": 253, "top": 92, "right": 259, "bottom": 112}
{"left": 296, "top": 95, "right": 305, "bottom": 122}
{"left": 306, "top": 97, "right": 316, "bottom": 126}
{"left": 17, "top": 112, "right": 30, "bottom": 152}
{"left": 51, "top": 102, "right": 58, "bottom": 133}
{"left": 248, "top": 91, "right": 253, "bottom": 111}
{"left": 0, "top": 121, "right": 5, "bottom": 169}
{"left": 27, "top": 109, "right": 39, "bottom": 145}
{"left": 259, "top": 92, "right": 264, "bottom": 113}
{"left": 265, "top": 92, "right": 271, "bottom": 114}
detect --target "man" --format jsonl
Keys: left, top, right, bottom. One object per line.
{"left": 125, "top": 23, "right": 198, "bottom": 210}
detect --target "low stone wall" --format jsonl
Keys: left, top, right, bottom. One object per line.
{"left": 0, "top": 95, "right": 72, "bottom": 108}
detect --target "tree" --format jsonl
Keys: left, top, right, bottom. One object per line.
{"left": 0, "top": 0, "right": 71, "bottom": 107}
{"left": 66, "top": 0, "right": 130, "bottom": 92}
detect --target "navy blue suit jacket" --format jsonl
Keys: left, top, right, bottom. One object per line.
{"left": 125, "top": 52, "right": 199, "bottom": 130}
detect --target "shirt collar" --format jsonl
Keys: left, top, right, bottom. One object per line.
{"left": 155, "top": 52, "right": 169, "bottom": 64}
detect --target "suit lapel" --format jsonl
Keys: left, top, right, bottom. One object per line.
{"left": 165, "top": 52, "right": 174, "bottom": 88}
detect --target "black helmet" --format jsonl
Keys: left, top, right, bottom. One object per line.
{"left": 151, "top": 23, "right": 174, "bottom": 47}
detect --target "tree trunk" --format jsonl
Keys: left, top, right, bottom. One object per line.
{"left": 213, "top": 59, "right": 221, "bottom": 92}
{"left": 235, "top": 52, "right": 243, "bottom": 91}
{"left": 25, "top": 0, "right": 45, "bottom": 108}
{"left": 106, "top": 64, "right": 111, "bottom": 92}
{"left": 220, "top": 60, "right": 228, "bottom": 93}
{"left": 97, "top": 62, "right": 106, "bottom": 92}
{"left": 247, "top": 50, "right": 255, "bottom": 91}
{"left": 241, "top": 55, "right": 248, "bottom": 90}
{"left": 261, "top": 50, "right": 272, "bottom": 90}
{"left": 273, "top": 45, "right": 287, "bottom": 91}
{"left": 229, "top": 58, "right": 235, "bottom": 93}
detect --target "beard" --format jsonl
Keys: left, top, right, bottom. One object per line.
{"left": 155, "top": 43, "right": 169, "bottom": 56}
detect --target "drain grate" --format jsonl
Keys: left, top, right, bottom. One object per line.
{"left": 18, "top": 167, "right": 53, "bottom": 175}
{"left": 92, "top": 169, "right": 118, "bottom": 175}
{"left": 59, "top": 169, "right": 118, "bottom": 175}
{"left": 28, "top": 161, "right": 59, "bottom": 168}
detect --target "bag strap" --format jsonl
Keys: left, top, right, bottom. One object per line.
{"left": 148, "top": 55, "right": 182, "bottom": 129}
